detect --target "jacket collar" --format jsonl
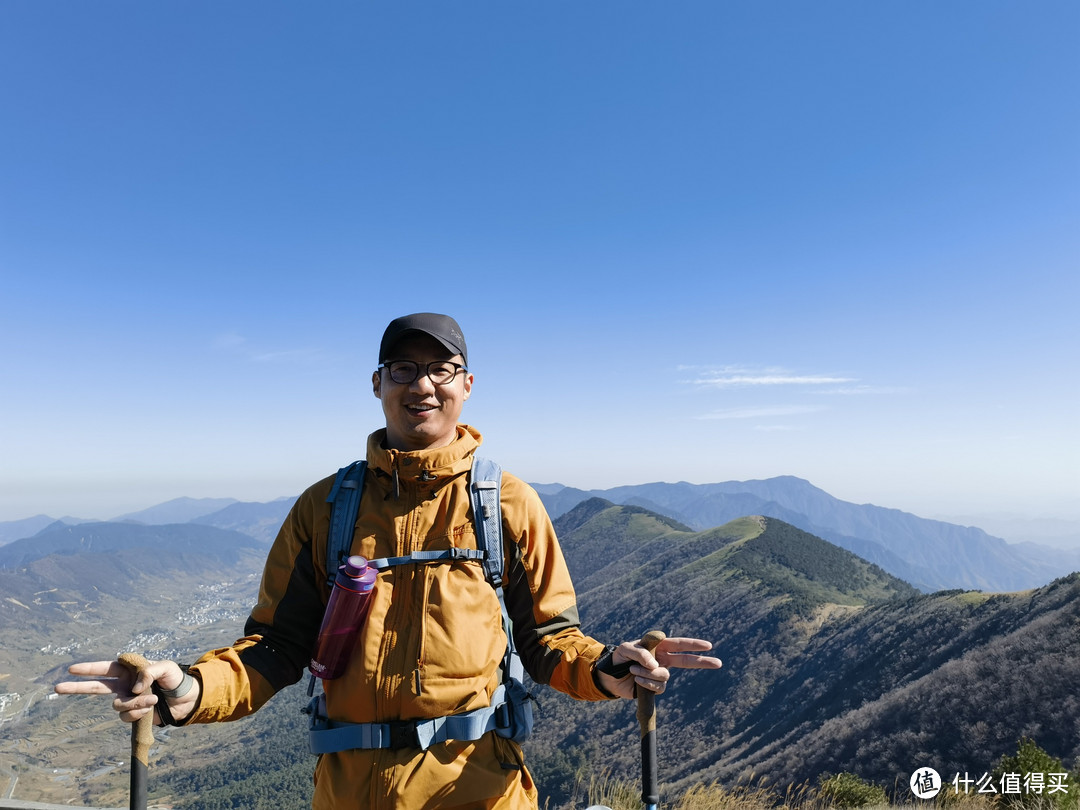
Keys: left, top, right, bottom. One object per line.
{"left": 366, "top": 424, "right": 482, "bottom": 483}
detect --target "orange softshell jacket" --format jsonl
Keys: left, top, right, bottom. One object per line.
{"left": 186, "top": 425, "right": 614, "bottom": 809}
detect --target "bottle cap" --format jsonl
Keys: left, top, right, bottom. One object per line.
{"left": 343, "top": 555, "right": 368, "bottom": 577}
{"left": 337, "top": 555, "right": 377, "bottom": 592}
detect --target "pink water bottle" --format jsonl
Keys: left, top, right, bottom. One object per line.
{"left": 309, "top": 555, "right": 377, "bottom": 680}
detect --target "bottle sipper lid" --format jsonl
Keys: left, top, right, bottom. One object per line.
{"left": 336, "top": 555, "right": 377, "bottom": 592}
{"left": 343, "top": 555, "right": 368, "bottom": 576}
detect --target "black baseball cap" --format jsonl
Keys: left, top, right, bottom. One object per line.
{"left": 379, "top": 313, "right": 469, "bottom": 366}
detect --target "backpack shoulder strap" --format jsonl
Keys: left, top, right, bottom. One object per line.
{"left": 324, "top": 460, "right": 367, "bottom": 588}
{"left": 468, "top": 457, "right": 526, "bottom": 681}
{"left": 325, "top": 457, "right": 500, "bottom": 587}
{"left": 469, "top": 456, "right": 504, "bottom": 587}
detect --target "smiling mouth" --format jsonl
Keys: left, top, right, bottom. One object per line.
{"left": 407, "top": 404, "right": 437, "bottom": 416}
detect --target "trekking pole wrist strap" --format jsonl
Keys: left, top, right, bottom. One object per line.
{"left": 155, "top": 665, "right": 195, "bottom": 699}
{"left": 595, "top": 645, "right": 634, "bottom": 680}
{"left": 153, "top": 665, "right": 195, "bottom": 727}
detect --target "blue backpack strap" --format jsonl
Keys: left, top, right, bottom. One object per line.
{"left": 469, "top": 458, "right": 528, "bottom": 686}
{"left": 469, "top": 457, "right": 504, "bottom": 588}
{"left": 308, "top": 684, "right": 509, "bottom": 753}
{"left": 326, "top": 457, "right": 497, "bottom": 587}
{"left": 324, "top": 460, "right": 367, "bottom": 588}
{"left": 368, "top": 548, "right": 484, "bottom": 569}
{"left": 469, "top": 458, "right": 534, "bottom": 742}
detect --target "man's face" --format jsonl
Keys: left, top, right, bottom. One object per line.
{"left": 373, "top": 332, "right": 473, "bottom": 452}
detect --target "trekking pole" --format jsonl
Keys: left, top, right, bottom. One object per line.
{"left": 117, "top": 653, "right": 154, "bottom": 810}
{"left": 636, "top": 630, "right": 666, "bottom": 810}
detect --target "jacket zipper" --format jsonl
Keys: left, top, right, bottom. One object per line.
{"left": 380, "top": 455, "right": 410, "bottom": 714}
{"left": 414, "top": 566, "right": 434, "bottom": 696}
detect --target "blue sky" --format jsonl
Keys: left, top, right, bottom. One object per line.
{"left": 1, "top": 1, "right": 1077, "bottom": 526}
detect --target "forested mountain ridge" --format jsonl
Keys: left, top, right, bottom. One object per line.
{"left": 554, "top": 498, "right": 918, "bottom": 616}
{"left": 523, "top": 503, "right": 1080, "bottom": 805}
{"left": 724, "top": 575, "right": 1080, "bottom": 788}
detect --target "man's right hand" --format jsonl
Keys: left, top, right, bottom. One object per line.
{"left": 55, "top": 659, "right": 200, "bottom": 726}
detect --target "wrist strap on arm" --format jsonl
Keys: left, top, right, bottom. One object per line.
{"left": 594, "top": 645, "right": 634, "bottom": 679}
{"left": 153, "top": 665, "right": 194, "bottom": 727}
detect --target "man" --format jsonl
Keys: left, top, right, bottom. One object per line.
{"left": 57, "top": 313, "right": 721, "bottom": 809}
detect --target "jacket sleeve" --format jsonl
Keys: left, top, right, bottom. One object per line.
{"left": 185, "top": 478, "right": 333, "bottom": 723}
{"left": 500, "top": 474, "right": 614, "bottom": 702}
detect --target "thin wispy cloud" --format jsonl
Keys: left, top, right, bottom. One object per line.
{"left": 696, "top": 405, "right": 824, "bottom": 421}
{"left": 813, "top": 385, "right": 911, "bottom": 396}
{"left": 249, "top": 348, "right": 323, "bottom": 363}
{"left": 214, "top": 333, "right": 324, "bottom": 365}
{"left": 686, "top": 364, "right": 906, "bottom": 425}
{"left": 684, "top": 365, "right": 856, "bottom": 389}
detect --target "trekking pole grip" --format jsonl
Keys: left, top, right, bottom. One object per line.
{"left": 636, "top": 630, "right": 666, "bottom": 810}
{"left": 117, "top": 653, "right": 154, "bottom": 810}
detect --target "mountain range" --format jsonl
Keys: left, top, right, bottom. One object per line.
{"left": 522, "top": 500, "right": 1080, "bottom": 805}
{"left": 2, "top": 499, "right": 1076, "bottom": 809}
{"left": 4, "top": 476, "right": 1076, "bottom": 593}
{"left": 532, "top": 476, "right": 1080, "bottom": 592}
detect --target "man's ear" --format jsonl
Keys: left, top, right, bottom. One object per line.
{"left": 462, "top": 372, "right": 473, "bottom": 401}
{"left": 372, "top": 370, "right": 381, "bottom": 399}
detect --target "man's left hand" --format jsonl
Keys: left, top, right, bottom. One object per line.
{"left": 596, "top": 636, "right": 721, "bottom": 700}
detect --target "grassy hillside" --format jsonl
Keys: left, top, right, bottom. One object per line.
{"left": 524, "top": 507, "right": 1079, "bottom": 806}
{"left": 525, "top": 507, "right": 921, "bottom": 805}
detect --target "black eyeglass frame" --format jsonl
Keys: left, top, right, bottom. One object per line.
{"left": 377, "top": 360, "right": 469, "bottom": 386}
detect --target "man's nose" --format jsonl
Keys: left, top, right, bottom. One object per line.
{"left": 409, "top": 371, "right": 437, "bottom": 393}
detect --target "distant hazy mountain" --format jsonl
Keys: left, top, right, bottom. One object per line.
{"left": 111, "top": 496, "right": 240, "bottom": 524}
{"left": 0, "top": 514, "right": 62, "bottom": 545}
{"left": 937, "top": 513, "right": 1080, "bottom": 550}
{"left": 535, "top": 476, "right": 1071, "bottom": 592}
{"left": 192, "top": 497, "right": 295, "bottom": 543}
{"left": 0, "top": 521, "right": 262, "bottom": 570}
{"left": 2, "top": 473, "right": 1074, "bottom": 592}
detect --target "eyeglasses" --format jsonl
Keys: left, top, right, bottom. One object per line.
{"left": 378, "top": 360, "right": 468, "bottom": 386}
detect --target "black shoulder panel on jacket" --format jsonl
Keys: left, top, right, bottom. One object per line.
{"left": 505, "top": 547, "right": 581, "bottom": 685}
{"left": 240, "top": 542, "right": 325, "bottom": 693}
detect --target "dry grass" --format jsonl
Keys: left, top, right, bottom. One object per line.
{"left": 581, "top": 775, "right": 1009, "bottom": 810}
{"left": 670, "top": 781, "right": 813, "bottom": 810}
